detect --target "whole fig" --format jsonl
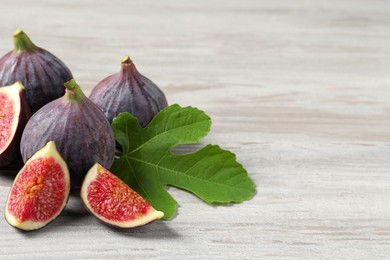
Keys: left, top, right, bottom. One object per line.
{"left": 0, "top": 29, "right": 73, "bottom": 113}
{"left": 20, "top": 79, "right": 115, "bottom": 188}
{"left": 89, "top": 55, "right": 168, "bottom": 127}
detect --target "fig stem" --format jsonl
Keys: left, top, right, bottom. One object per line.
{"left": 13, "top": 29, "right": 37, "bottom": 52}
{"left": 120, "top": 55, "right": 140, "bottom": 80}
{"left": 121, "top": 55, "right": 132, "bottom": 64}
{"left": 64, "top": 79, "right": 86, "bottom": 102}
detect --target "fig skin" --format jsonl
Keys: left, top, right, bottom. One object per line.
{"left": 89, "top": 55, "right": 168, "bottom": 127}
{"left": 20, "top": 79, "right": 115, "bottom": 188}
{"left": 0, "top": 29, "right": 73, "bottom": 113}
{"left": 0, "top": 82, "right": 31, "bottom": 167}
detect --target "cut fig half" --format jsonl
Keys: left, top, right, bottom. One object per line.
{"left": 0, "top": 81, "right": 30, "bottom": 167}
{"left": 81, "top": 163, "right": 164, "bottom": 228}
{"left": 5, "top": 141, "right": 70, "bottom": 231}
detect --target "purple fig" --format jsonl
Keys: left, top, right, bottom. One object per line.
{"left": 0, "top": 29, "right": 73, "bottom": 113}
{"left": 20, "top": 79, "right": 115, "bottom": 188}
{"left": 89, "top": 55, "right": 168, "bottom": 127}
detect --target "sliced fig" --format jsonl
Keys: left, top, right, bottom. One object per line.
{"left": 5, "top": 141, "right": 70, "bottom": 230}
{"left": 20, "top": 79, "right": 115, "bottom": 188}
{"left": 81, "top": 163, "right": 164, "bottom": 228}
{"left": 0, "top": 81, "right": 30, "bottom": 167}
{"left": 89, "top": 55, "right": 168, "bottom": 127}
{"left": 0, "top": 29, "right": 73, "bottom": 113}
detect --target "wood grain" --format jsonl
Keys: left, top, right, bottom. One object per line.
{"left": 1, "top": 0, "right": 390, "bottom": 259}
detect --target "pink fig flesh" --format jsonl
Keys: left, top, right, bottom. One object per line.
{"left": 5, "top": 141, "right": 70, "bottom": 230}
{"left": 0, "top": 82, "right": 30, "bottom": 167}
{"left": 81, "top": 163, "right": 164, "bottom": 228}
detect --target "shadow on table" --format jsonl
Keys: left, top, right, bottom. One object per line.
{"left": 0, "top": 158, "right": 23, "bottom": 178}
{"left": 103, "top": 220, "right": 180, "bottom": 239}
{"left": 16, "top": 192, "right": 181, "bottom": 239}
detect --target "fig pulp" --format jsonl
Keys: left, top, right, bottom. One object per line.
{"left": 20, "top": 79, "right": 116, "bottom": 188}
{"left": 81, "top": 163, "right": 164, "bottom": 228}
{"left": 89, "top": 55, "right": 168, "bottom": 127}
{"left": 5, "top": 141, "right": 70, "bottom": 230}
{"left": 0, "top": 29, "right": 73, "bottom": 113}
{"left": 0, "top": 82, "right": 30, "bottom": 167}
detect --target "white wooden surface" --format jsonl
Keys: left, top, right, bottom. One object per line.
{"left": 1, "top": 0, "right": 390, "bottom": 259}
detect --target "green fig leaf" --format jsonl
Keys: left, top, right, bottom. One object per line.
{"left": 110, "top": 104, "right": 256, "bottom": 220}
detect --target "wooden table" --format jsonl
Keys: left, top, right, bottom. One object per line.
{"left": 1, "top": 0, "right": 389, "bottom": 259}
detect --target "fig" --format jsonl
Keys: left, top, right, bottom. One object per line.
{"left": 0, "top": 29, "right": 73, "bottom": 113}
{"left": 81, "top": 163, "right": 164, "bottom": 228}
{"left": 0, "top": 81, "right": 30, "bottom": 167}
{"left": 89, "top": 55, "right": 168, "bottom": 127}
{"left": 20, "top": 79, "right": 115, "bottom": 188}
{"left": 5, "top": 141, "right": 70, "bottom": 230}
